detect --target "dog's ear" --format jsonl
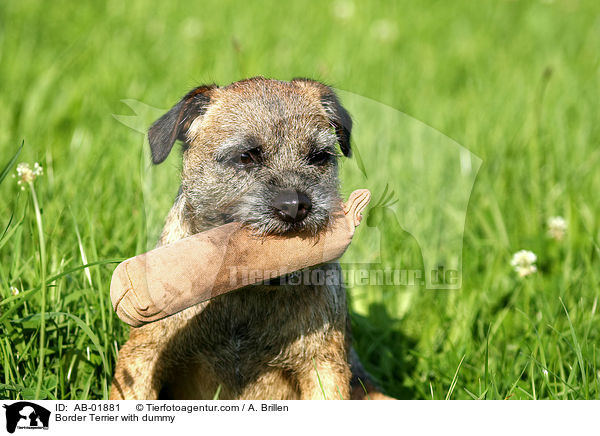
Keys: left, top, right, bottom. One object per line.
{"left": 292, "top": 78, "right": 352, "bottom": 157}
{"left": 320, "top": 90, "right": 352, "bottom": 158}
{"left": 148, "top": 84, "right": 217, "bottom": 164}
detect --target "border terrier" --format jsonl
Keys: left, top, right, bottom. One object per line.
{"left": 110, "top": 77, "right": 390, "bottom": 400}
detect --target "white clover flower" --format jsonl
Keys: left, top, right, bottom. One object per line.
{"left": 542, "top": 369, "right": 549, "bottom": 376}
{"left": 16, "top": 162, "right": 43, "bottom": 189}
{"left": 10, "top": 286, "right": 20, "bottom": 296}
{"left": 547, "top": 216, "right": 567, "bottom": 240}
{"left": 510, "top": 250, "right": 538, "bottom": 277}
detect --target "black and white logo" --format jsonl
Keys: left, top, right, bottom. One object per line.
{"left": 2, "top": 402, "right": 50, "bottom": 433}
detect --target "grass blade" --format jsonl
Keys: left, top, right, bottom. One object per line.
{"left": 559, "top": 298, "right": 589, "bottom": 398}
{"left": 313, "top": 358, "right": 327, "bottom": 400}
{"left": 13, "top": 311, "right": 110, "bottom": 377}
{"left": 0, "top": 140, "right": 24, "bottom": 185}
{"left": 445, "top": 355, "right": 465, "bottom": 400}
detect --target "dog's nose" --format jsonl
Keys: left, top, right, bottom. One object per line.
{"left": 272, "top": 190, "right": 312, "bottom": 223}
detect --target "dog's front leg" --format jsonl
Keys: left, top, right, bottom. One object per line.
{"left": 298, "top": 357, "right": 351, "bottom": 400}
{"left": 110, "top": 327, "right": 165, "bottom": 400}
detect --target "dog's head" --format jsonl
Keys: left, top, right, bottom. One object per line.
{"left": 148, "top": 77, "right": 352, "bottom": 236}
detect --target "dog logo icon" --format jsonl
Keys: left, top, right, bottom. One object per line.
{"left": 2, "top": 402, "right": 50, "bottom": 433}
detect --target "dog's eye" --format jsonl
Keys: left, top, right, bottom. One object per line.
{"left": 239, "top": 147, "right": 262, "bottom": 165}
{"left": 308, "top": 150, "right": 334, "bottom": 166}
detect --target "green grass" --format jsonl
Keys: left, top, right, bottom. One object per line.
{"left": 1, "top": 0, "right": 599, "bottom": 400}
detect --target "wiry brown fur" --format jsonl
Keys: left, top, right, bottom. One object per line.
{"left": 110, "top": 77, "right": 391, "bottom": 400}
